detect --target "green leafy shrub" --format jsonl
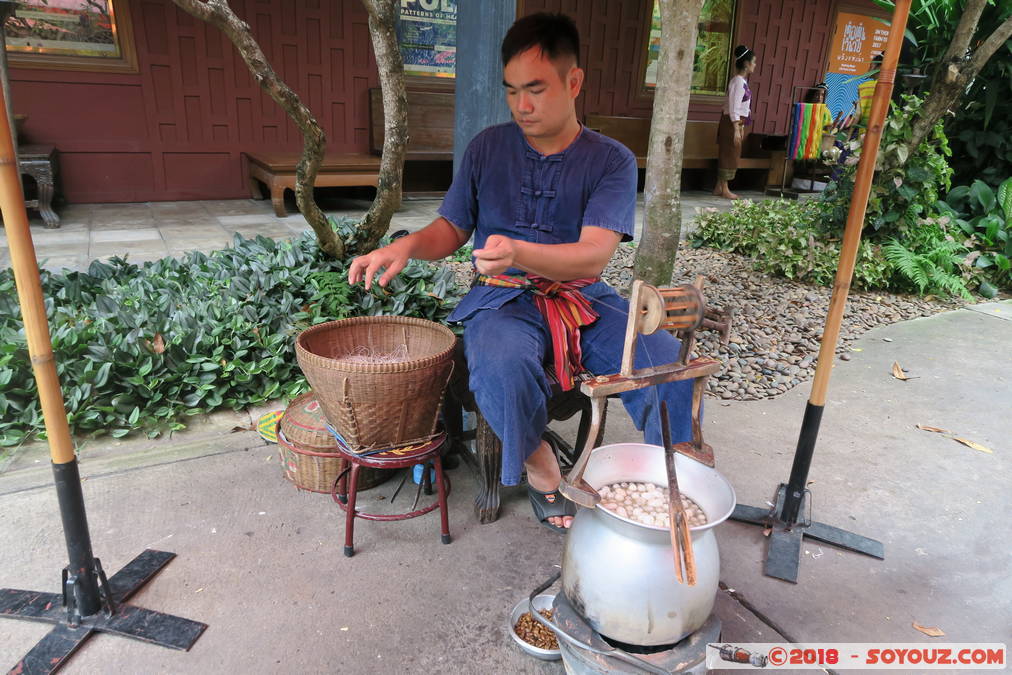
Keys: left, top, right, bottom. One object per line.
{"left": 0, "top": 229, "right": 462, "bottom": 447}
{"left": 692, "top": 200, "right": 892, "bottom": 288}
{"left": 822, "top": 96, "right": 952, "bottom": 237}
{"left": 692, "top": 90, "right": 1006, "bottom": 301}
{"left": 937, "top": 177, "right": 1012, "bottom": 296}
{"left": 449, "top": 244, "right": 474, "bottom": 262}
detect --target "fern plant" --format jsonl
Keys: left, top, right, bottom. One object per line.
{"left": 884, "top": 238, "right": 972, "bottom": 300}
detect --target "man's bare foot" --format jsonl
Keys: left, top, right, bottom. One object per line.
{"left": 526, "top": 440, "right": 573, "bottom": 529}
{"left": 719, "top": 190, "right": 739, "bottom": 200}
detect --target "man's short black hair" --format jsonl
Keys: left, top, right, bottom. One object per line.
{"left": 501, "top": 12, "right": 580, "bottom": 69}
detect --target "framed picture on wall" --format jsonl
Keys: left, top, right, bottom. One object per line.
{"left": 3, "top": 0, "right": 138, "bottom": 73}
{"left": 397, "top": 0, "right": 457, "bottom": 82}
{"left": 643, "top": 0, "right": 736, "bottom": 96}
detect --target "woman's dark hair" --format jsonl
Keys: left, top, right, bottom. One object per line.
{"left": 733, "top": 44, "right": 755, "bottom": 71}
{"left": 804, "top": 82, "right": 829, "bottom": 103}
{"left": 501, "top": 13, "right": 580, "bottom": 69}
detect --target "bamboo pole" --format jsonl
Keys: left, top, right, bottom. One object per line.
{"left": 808, "top": 0, "right": 912, "bottom": 406}
{"left": 780, "top": 0, "right": 912, "bottom": 525}
{"left": 0, "top": 82, "right": 75, "bottom": 464}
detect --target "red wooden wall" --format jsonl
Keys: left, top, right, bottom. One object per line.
{"left": 523, "top": 0, "right": 850, "bottom": 135}
{"left": 12, "top": 0, "right": 875, "bottom": 203}
{"left": 736, "top": 0, "right": 837, "bottom": 135}
{"left": 12, "top": 0, "right": 380, "bottom": 203}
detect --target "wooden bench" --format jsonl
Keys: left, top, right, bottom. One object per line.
{"left": 369, "top": 87, "right": 454, "bottom": 161}
{"left": 585, "top": 114, "right": 777, "bottom": 180}
{"left": 245, "top": 88, "right": 455, "bottom": 217}
{"left": 245, "top": 152, "right": 382, "bottom": 217}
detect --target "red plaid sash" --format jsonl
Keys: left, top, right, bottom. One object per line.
{"left": 475, "top": 274, "right": 599, "bottom": 390}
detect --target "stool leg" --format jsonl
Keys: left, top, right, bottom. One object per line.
{"left": 434, "top": 455, "right": 451, "bottom": 545}
{"left": 422, "top": 461, "right": 433, "bottom": 496}
{"left": 344, "top": 463, "right": 361, "bottom": 557}
{"left": 337, "top": 459, "right": 349, "bottom": 505}
{"left": 474, "top": 413, "right": 502, "bottom": 524}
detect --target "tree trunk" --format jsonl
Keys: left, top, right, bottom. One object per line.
{"left": 886, "top": 6, "right": 1012, "bottom": 173}
{"left": 172, "top": 0, "right": 344, "bottom": 259}
{"left": 634, "top": 0, "right": 706, "bottom": 287}
{"left": 356, "top": 0, "right": 408, "bottom": 254}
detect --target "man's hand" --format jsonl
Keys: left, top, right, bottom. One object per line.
{"left": 348, "top": 242, "right": 410, "bottom": 290}
{"left": 472, "top": 234, "right": 517, "bottom": 277}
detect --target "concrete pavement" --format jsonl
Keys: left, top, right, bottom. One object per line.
{"left": 0, "top": 302, "right": 1008, "bottom": 673}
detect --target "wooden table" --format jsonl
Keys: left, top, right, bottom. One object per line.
{"left": 19, "top": 144, "right": 60, "bottom": 228}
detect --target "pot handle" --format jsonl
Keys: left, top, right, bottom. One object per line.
{"left": 528, "top": 572, "right": 670, "bottom": 675}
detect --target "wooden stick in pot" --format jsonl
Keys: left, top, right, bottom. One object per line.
{"left": 660, "top": 401, "right": 697, "bottom": 585}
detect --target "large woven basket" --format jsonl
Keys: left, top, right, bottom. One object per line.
{"left": 277, "top": 391, "right": 388, "bottom": 492}
{"left": 295, "top": 316, "right": 456, "bottom": 452}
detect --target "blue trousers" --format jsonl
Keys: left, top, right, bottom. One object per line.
{"left": 462, "top": 283, "right": 696, "bottom": 486}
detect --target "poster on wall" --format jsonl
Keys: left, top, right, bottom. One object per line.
{"left": 644, "top": 0, "right": 735, "bottom": 96}
{"left": 4, "top": 0, "right": 122, "bottom": 58}
{"left": 823, "top": 11, "right": 890, "bottom": 118}
{"left": 398, "top": 0, "right": 456, "bottom": 79}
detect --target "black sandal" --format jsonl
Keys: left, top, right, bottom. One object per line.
{"left": 527, "top": 484, "right": 577, "bottom": 534}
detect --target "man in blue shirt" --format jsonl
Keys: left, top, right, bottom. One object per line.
{"left": 350, "top": 13, "right": 693, "bottom": 532}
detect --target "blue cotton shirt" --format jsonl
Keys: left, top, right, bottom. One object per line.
{"left": 438, "top": 121, "right": 637, "bottom": 323}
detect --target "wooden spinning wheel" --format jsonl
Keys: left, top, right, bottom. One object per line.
{"left": 560, "top": 278, "right": 729, "bottom": 508}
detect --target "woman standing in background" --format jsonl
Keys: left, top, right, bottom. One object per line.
{"left": 714, "top": 45, "right": 757, "bottom": 200}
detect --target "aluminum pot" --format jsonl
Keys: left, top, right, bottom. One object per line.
{"left": 561, "top": 443, "right": 736, "bottom": 646}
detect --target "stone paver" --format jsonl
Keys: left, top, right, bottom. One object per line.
{"left": 90, "top": 228, "right": 163, "bottom": 243}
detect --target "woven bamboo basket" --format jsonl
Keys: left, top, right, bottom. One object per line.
{"left": 277, "top": 391, "right": 388, "bottom": 492}
{"left": 295, "top": 316, "right": 456, "bottom": 453}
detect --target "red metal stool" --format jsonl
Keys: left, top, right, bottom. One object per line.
{"left": 331, "top": 432, "right": 451, "bottom": 557}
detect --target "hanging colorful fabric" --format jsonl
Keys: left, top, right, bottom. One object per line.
{"left": 805, "top": 104, "right": 821, "bottom": 159}
{"left": 799, "top": 103, "right": 813, "bottom": 159}
{"left": 789, "top": 103, "right": 804, "bottom": 160}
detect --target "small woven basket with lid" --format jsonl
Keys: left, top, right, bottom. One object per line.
{"left": 277, "top": 391, "right": 388, "bottom": 492}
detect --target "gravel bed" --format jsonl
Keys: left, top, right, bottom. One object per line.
{"left": 442, "top": 244, "right": 958, "bottom": 401}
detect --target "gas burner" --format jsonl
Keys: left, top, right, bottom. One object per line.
{"left": 599, "top": 634, "right": 680, "bottom": 655}
{"left": 551, "top": 591, "right": 720, "bottom": 674}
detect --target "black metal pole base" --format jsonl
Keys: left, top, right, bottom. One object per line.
{"left": 731, "top": 485, "right": 885, "bottom": 584}
{"left": 1, "top": 549, "right": 207, "bottom": 675}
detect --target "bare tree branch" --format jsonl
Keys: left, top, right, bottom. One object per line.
{"left": 968, "top": 14, "right": 1012, "bottom": 73}
{"left": 938, "top": 0, "right": 987, "bottom": 69}
{"left": 172, "top": 0, "right": 344, "bottom": 259}
{"left": 356, "top": 0, "right": 408, "bottom": 254}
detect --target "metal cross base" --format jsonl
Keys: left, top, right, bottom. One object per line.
{"left": 1, "top": 549, "right": 207, "bottom": 675}
{"left": 731, "top": 484, "right": 885, "bottom": 584}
